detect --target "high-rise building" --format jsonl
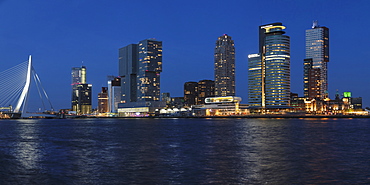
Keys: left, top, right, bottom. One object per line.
{"left": 184, "top": 82, "right": 198, "bottom": 106}
{"left": 304, "top": 21, "right": 329, "bottom": 100}
{"left": 98, "top": 87, "right": 108, "bottom": 113}
{"left": 118, "top": 39, "right": 165, "bottom": 116}
{"left": 119, "top": 39, "right": 162, "bottom": 103}
{"left": 214, "top": 34, "right": 235, "bottom": 97}
{"left": 248, "top": 22, "right": 290, "bottom": 107}
{"left": 303, "top": 58, "right": 321, "bottom": 99}
{"left": 197, "top": 80, "right": 215, "bottom": 105}
{"left": 107, "top": 76, "right": 121, "bottom": 113}
{"left": 183, "top": 80, "right": 215, "bottom": 106}
{"left": 71, "top": 66, "right": 92, "bottom": 114}
{"left": 77, "top": 84, "right": 92, "bottom": 114}
{"left": 248, "top": 53, "right": 263, "bottom": 107}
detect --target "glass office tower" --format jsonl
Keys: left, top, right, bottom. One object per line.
{"left": 71, "top": 66, "right": 92, "bottom": 114}
{"left": 119, "top": 39, "right": 162, "bottom": 103}
{"left": 304, "top": 21, "right": 329, "bottom": 100}
{"left": 248, "top": 23, "right": 290, "bottom": 107}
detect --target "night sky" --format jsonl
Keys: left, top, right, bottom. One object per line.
{"left": 1, "top": 0, "right": 369, "bottom": 111}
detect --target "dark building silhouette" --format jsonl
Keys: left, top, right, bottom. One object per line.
{"left": 183, "top": 80, "right": 215, "bottom": 106}
{"left": 98, "top": 87, "right": 108, "bottom": 113}
{"left": 184, "top": 82, "right": 198, "bottom": 106}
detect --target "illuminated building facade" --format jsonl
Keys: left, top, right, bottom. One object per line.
{"left": 304, "top": 21, "right": 329, "bottom": 100}
{"left": 118, "top": 39, "right": 165, "bottom": 116}
{"left": 248, "top": 54, "right": 263, "bottom": 107}
{"left": 98, "top": 87, "right": 108, "bottom": 113}
{"left": 197, "top": 80, "right": 215, "bottom": 105}
{"left": 184, "top": 80, "right": 215, "bottom": 106}
{"left": 248, "top": 22, "right": 290, "bottom": 107}
{"left": 107, "top": 76, "right": 121, "bottom": 113}
{"left": 71, "top": 66, "right": 92, "bottom": 114}
{"left": 192, "top": 96, "right": 249, "bottom": 116}
{"left": 304, "top": 58, "right": 321, "bottom": 99}
{"left": 77, "top": 84, "right": 92, "bottom": 114}
{"left": 214, "top": 34, "right": 235, "bottom": 97}
{"left": 119, "top": 39, "right": 162, "bottom": 103}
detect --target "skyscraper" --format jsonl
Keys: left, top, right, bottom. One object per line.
{"left": 248, "top": 22, "right": 291, "bottom": 107}
{"left": 118, "top": 39, "right": 164, "bottom": 116}
{"left": 71, "top": 66, "right": 92, "bottom": 114}
{"left": 107, "top": 76, "right": 121, "bottom": 113}
{"left": 119, "top": 39, "right": 162, "bottom": 103}
{"left": 214, "top": 34, "right": 235, "bottom": 97}
{"left": 304, "top": 21, "right": 329, "bottom": 100}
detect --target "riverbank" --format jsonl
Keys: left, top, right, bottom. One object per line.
{"left": 75, "top": 114, "right": 370, "bottom": 119}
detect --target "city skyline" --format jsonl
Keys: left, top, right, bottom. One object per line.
{"left": 1, "top": 1, "right": 370, "bottom": 110}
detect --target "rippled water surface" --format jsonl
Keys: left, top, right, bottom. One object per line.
{"left": 0, "top": 118, "right": 370, "bottom": 184}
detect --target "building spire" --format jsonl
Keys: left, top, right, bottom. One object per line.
{"left": 312, "top": 20, "right": 319, "bottom": 28}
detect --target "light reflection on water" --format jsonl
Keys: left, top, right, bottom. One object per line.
{"left": 13, "top": 119, "right": 43, "bottom": 170}
{"left": 0, "top": 118, "right": 369, "bottom": 184}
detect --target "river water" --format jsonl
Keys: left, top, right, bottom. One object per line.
{"left": 0, "top": 118, "right": 369, "bottom": 184}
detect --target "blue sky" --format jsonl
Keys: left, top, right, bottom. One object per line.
{"left": 1, "top": 0, "right": 370, "bottom": 110}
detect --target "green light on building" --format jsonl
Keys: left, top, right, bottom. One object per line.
{"left": 343, "top": 92, "right": 352, "bottom": 98}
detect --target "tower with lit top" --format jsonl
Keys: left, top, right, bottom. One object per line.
{"left": 214, "top": 34, "right": 235, "bottom": 97}
{"left": 248, "top": 22, "right": 291, "bottom": 107}
{"left": 304, "top": 21, "right": 329, "bottom": 100}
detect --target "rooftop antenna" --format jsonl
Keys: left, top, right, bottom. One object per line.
{"left": 312, "top": 20, "right": 319, "bottom": 28}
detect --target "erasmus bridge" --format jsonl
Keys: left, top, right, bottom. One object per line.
{"left": 0, "top": 56, "right": 56, "bottom": 118}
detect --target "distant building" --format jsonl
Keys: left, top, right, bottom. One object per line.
{"left": 184, "top": 82, "right": 198, "bottom": 106}
{"left": 71, "top": 66, "right": 92, "bottom": 114}
{"left": 304, "top": 21, "right": 329, "bottom": 100}
{"left": 98, "top": 87, "right": 108, "bottom": 113}
{"left": 161, "top": 92, "right": 171, "bottom": 107}
{"left": 248, "top": 22, "right": 291, "bottom": 108}
{"left": 304, "top": 58, "right": 322, "bottom": 99}
{"left": 290, "top": 92, "right": 305, "bottom": 110}
{"left": 214, "top": 34, "right": 235, "bottom": 97}
{"left": 192, "top": 96, "right": 249, "bottom": 116}
{"left": 107, "top": 76, "right": 121, "bottom": 113}
{"left": 197, "top": 80, "right": 215, "bottom": 105}
{"left": 183, "top": 80, "right": 215, "bottom": 107}
{"left": 171, "top": 97, "right": 185, "bottom": 108}
{"left": 351, "top": 97, "right": 363, "bottom": 110}
{"left": 118, "top": 39, "right": 165, "bottom": 116}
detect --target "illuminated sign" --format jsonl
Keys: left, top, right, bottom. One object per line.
{"left": 118, "top": 107, "right": 149, "bottom": 113}
{"left": 205, "top": 96, "right": 242, "bottom": 104}
{"left": 343, "top": 92, "right": 352, "bottom": 98}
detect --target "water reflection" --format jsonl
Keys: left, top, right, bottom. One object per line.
{"left": 0, "top": 118, "right": 369, "bottom": 184}
{"left": 13, "top": 119, "right": 43, "bottom": 170}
